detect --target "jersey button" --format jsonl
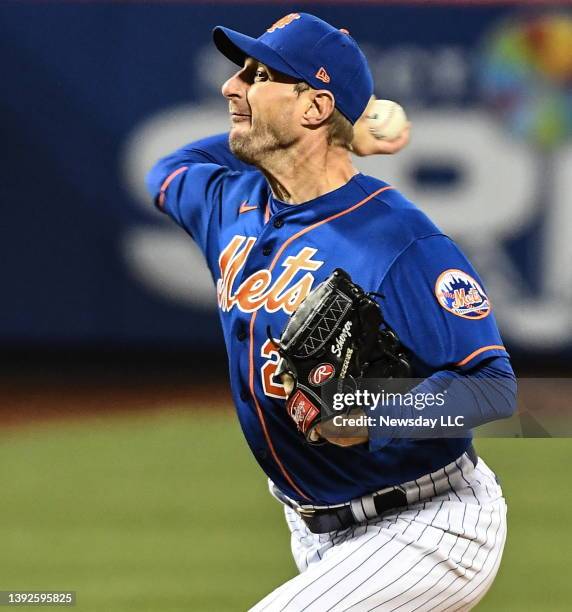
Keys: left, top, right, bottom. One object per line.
{"left": 262, "top": 246, "right": 272, "bottom": 256}
{"left": 273, "top": 218, "right": 284, "bottom": 229}
{"left": 236, "top": 328, "right": 247, "bottom": 341}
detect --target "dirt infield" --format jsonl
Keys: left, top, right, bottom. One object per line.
{"left": 0, "top": 380, "right": 233, "bottom": 428}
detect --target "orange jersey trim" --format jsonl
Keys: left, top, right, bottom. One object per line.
{"left": 158, "top": 166, "right": 188, "bottom": 209}
{"left": 269, "top": 186, "right": 394, "bottom": 270}
{"left": 456, "top": 345, "right": 506, "bottom": 367}
{"left": 249, "top": 185, "right": 395, "bottom": 501}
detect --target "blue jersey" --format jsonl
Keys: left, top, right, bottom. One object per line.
{"left": 147, "top": 134, "right": 510, "bottom": 505}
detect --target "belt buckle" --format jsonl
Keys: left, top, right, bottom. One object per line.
{"left": 296, "top": 505, "right": 316, "bottom": 518}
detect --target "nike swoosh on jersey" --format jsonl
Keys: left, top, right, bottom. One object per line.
{"left": 239, "top": 201, "right": 259, "bottom": 214}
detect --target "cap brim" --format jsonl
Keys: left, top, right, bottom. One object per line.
{"left": 213, "top": 26, "right": 303, "bottom": 81}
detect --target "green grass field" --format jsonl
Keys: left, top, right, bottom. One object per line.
{"left": 1, "top": 409, "right": 570, "bottom": 611}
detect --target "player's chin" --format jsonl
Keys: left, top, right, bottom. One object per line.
{"left": 229, "top": 122, "right": 253, "bottom": 144}
{"left": 230, "top": 116, "right": 252, "bottom": 131}
{"left": 229, "top": 124, "right": 247, "bottom": 138}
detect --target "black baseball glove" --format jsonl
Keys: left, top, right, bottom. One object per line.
{"left": 275, "top": 269, "right": 411, "bottom": 444}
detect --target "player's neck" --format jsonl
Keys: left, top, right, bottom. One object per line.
{"left": 260, "top": 142, "right": 358, "bottom": 205}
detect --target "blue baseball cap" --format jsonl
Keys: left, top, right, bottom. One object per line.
{"left": 213, "top": 13, "right": 373, "bottom": 125}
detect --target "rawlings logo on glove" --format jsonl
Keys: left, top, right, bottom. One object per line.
{"left": 275, "top": 269, "right": 411, "bottom": 444}
{"left": 308, "top": 364, "right": 335, "bottom": 386}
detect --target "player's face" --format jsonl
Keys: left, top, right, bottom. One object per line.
{"left": 222, "top": 58, "right": 305, "bottom": 165}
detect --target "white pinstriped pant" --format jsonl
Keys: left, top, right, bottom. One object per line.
{"left": 251, "top": 453, "right": 507, "bottom": 612}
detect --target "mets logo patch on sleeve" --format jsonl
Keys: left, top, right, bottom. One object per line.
{"left": 435, "top": 269, "right": 491, "bottom": 320}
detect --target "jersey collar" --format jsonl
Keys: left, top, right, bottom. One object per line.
{"left": 268, "top": 173, "right": 365, "bottom": 219}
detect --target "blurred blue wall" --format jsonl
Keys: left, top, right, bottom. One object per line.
{"left": 2, "top": 1, "right": 571, "bottom": 360}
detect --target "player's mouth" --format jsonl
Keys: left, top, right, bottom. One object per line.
{"left": 230, "top": 112, "right": 251, "bottom": 123}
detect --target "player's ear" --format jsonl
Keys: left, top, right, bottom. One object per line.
{"left": 301, "top": 91, "right": 335, "bottom": 127}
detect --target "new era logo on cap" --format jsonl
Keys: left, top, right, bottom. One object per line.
{"left": 315, "top": 67, "right": 331, "bottom": 83}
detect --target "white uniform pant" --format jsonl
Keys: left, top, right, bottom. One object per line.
{"left": 251, "top": 456, "right": 507, "bottom": 612}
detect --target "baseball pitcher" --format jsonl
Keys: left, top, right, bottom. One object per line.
{"left": 147, "top": 13, "right": 516, "bottom": 611}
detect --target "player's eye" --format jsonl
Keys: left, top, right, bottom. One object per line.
{"left": 254, "top": 68, "right": 268, "bottom": 82}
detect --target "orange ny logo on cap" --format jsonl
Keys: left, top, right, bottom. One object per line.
{"left": 267, "top": 13, "right": 301, "bottom": 33}
{"left": 315, "top": 67, "right": 331, "bottom": 83}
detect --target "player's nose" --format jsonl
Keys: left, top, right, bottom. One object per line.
{"left": 221, "top": 71, "right": 246, "bottom": 100}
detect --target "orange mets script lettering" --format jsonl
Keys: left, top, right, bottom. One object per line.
{"left": 452, "top": 288, "right": 483, "bottom": 309}
{"left": 217, "top": 235, "right": 324, "bottom": 314}
{"left": 267, "top": 13, "right": 301, "bottom": 33}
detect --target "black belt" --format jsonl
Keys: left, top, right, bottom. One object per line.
{"left": 277, "top": 444, "right": 478, "bottom": 534}
{"left": 296, "top": 487, "right": 408, "bottom": 534}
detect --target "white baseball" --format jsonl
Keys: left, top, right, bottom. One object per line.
{"left": 367, "top": 99, "right": 408, "bottom": 141}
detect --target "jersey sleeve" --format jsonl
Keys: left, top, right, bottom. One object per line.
{"left": 379, "top": 234, "right": 509, "bottom": 371}
{"left": 145, "top": 133, "right": 258, "bottom": 252}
